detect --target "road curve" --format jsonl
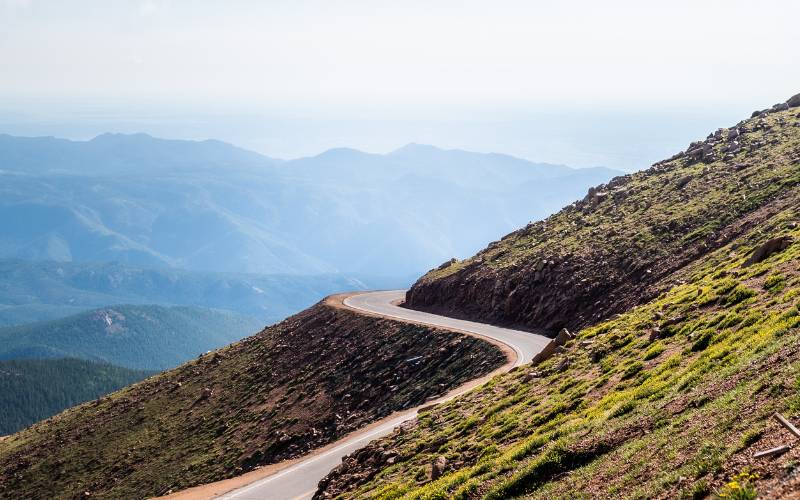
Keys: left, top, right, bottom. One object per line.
{"left": 216, "top": 290, "right": 550, "bottom": 500}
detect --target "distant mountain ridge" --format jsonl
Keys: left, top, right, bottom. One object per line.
{"left": 0, "top": 132, "right": 278, "bottom": 176}
{"left": 0, "top": 258, "right": 372, "bottom": 326}
{"left": 0, "top": 304, "right": 262, "bottom": 370}
{"left": 0, "top": 133, "right": 622, "bottom": 277}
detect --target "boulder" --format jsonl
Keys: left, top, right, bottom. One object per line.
{"left": 744, "top": 236, "right": 794, "bottom": 266}
{"left": 788, "top": 93, "right": 800, "bottom": 108}
{"left": 430, "top": 456, "right": 447, "bottom": 480}
{"left": 554, "top": 328, "right": 575, "bottom": 346}
{"left": 436, "top": 258, "right": 458, "bottom": 271}
{"left": 530, "top": 328, "right": 574, "bottom": 365}
{"left": 772, "top": 102, "right": 790, "bottom": 112}
{"left": 675, "top": 175, "right": 692, "bottom": 189}
{"left": 687, "top": 147, "right": 704, "bottom": 161}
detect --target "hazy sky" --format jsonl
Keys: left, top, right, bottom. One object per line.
{"left": 1, "top": 0, "right": 798, "bottom": 168}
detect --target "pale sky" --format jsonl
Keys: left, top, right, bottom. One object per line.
{"left": 1, "top": 0, "right": 798, "bottom": 168}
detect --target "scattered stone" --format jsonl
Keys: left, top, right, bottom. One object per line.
{"left": 553, "top": 328, "right": 572, "bottom": 344}
{"left": 430, "top": 456, "right": 447, "bottom": 480}
{"left": 522, "top": 370, "right": 542, "bottom": 382}
{"left": 531, "top": 329, "right": 574, "bottom": 364}
{"left": 436, "top": 258, "right": 458, "bottom": 270}
{"left": 772, "top": 102, "right": 790, "bottom": 112}
{"left": 675, "top": 175, "right": 692, "bottom": 189}
{"left": 555, "top": 358, "right": 571, "bottom": 372}
{"left": 744, "top": 236, "right": 794, "bottom": 266}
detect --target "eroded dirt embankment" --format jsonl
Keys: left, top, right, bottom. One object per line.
{"left": 0, "top": 295, "right": 505, "bottom": 500}
{"left": 406, "top": 105, "right": 800, "bottom": 336}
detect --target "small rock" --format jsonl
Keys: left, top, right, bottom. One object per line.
{"left": 522, "top": 371, "right": 542, "bottom": 382}
{"left": 431, "top": 456, "right": 448, "bottom": 480}
{"left": 554, "top": 328, "right": 574, "bottom": 347}
{"left": 436, "top": 258, "right": 458, "bottom": 270}
{"left": 675, "top": 175, "right": 692, "bottom": 189}
{"left": 744, "top": 236, "right": 794, "bottom": 266}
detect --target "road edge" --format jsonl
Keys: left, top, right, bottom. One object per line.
{"left": 155, "top": 291, "right": 520, "bottom": 500}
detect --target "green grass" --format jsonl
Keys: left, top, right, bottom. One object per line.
{"left": 0, "top": 305, "right": 505, "bottom": 499}
{"left": 320, "top": 107, "right": 800, "bottom": 499}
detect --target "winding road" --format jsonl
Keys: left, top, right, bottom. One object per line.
{"left": 208, "top": 290, "right": 551, "bottom": 500}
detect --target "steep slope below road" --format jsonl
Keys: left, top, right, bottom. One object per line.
{"left": 407, "top": 98, "right": 800, "bottom": 335}
{"left": 0, "top": 296, "right": 504, "bottom": 500}
{"left": 204, "top": 291, "right": 549, "bottom": 500}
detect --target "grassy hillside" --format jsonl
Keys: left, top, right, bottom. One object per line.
{"left": 0, "top": 304, "right": 262, "bottom": 370}
{"left": 0, "top": 358, "right": 151, "bottom": 435}
{"left": 407, "top": 96, "right": 800, "bottom": 336}
{"left": 0, "top": 298, "right": 504, "bottom": 499}
{"left": 315, "top": 99, "right": 800, "bottom": 498}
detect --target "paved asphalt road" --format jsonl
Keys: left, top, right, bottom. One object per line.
{"left": 218, "top": 290, "right": 551, "bottom": 500}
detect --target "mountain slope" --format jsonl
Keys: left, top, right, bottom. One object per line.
{"left": 0, "top": 298, "right": 504, "bottom": 499}
{"left": 314, "top": 96, "right": 800, "bottom": 498}
{"left": 407, "top": 98, "right": 800, "bottom": 335}
{"left": 0, "top": 259, "right": 371, "bottom": 326}
{"left": 0, "top": 135, "right": 621, "bottom": 276}
{"left": 0, "top": 304, "right": 262, "bottom": 370}
{"left": 0, "top": 358, "right": 151, "bottom": 435}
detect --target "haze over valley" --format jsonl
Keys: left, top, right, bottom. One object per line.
{"left": 1, "top": 2, "right": 799, "bottom": 499}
